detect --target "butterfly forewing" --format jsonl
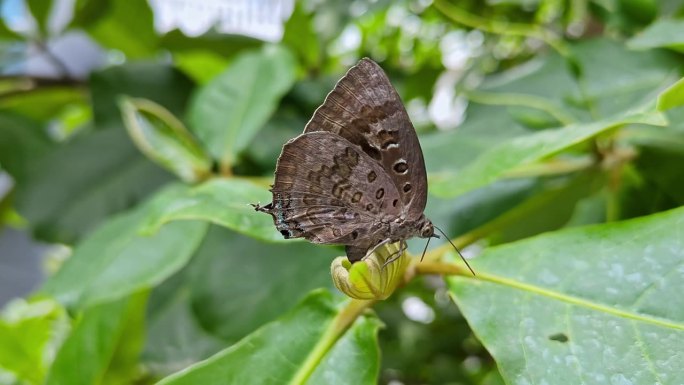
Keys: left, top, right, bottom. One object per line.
{"left": 269, "top": 132, "right": 402, "bottom": 249}
{"left": 303, "top": 58, "right": 428, "bottom": 220}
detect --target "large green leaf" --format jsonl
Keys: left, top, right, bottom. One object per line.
{"left": 156, "top": 291, "right": 381, "bottom": 385}
{"left": 450, "top": 207, "right": 684, "bottom": 385}
{"left": 16, "top": 128, "right": 173, "bottom": 243}
{"left": 142, "top": 225, "right": 335, "bottom": 375}
{"left": 42, "top": 186, "right": 208, "bottom": 308}
{"left": 430, "top": 112, "right": 665, "bottom": 198}
{"left": 188, "top": 46, "right": 297, "bottom": 168}
{"left": 141, "top": 177, "right": 283, "bottom": 242}
{"left": 184, "top": 226, "right": 335, "bottom": 341}
{"left": 45, "top": 294, "right": 146, "bottom": 385}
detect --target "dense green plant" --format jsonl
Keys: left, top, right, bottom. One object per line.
{"left": 1, "top": 0, "right": 684, "bottom": 384}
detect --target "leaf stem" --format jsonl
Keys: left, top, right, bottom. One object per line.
{"left": 464, "top": 271, "right": 684, "bottom": 330}
{"left": 466, "top": 90, "right": 576, "bottom": 126}
{"left": 504, "top": 156, "right": 595, "bottom": 178}
{"left": 219, "top": 162, "right": 233, "bottom": 177}
{"left": 289, "top": 298, "right": 375, "bottom": 385}
{"left": 413, "top": 261, "right": 472, "bottom": 276}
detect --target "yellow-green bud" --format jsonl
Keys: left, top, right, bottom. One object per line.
{"left": 330, "top": 242, "right": 409, "bottom": 300}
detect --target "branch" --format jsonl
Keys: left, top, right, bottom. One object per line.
{"left": 33, "top": 39, "right": 72, "bottom": 79}
{"left": 0, "top": 75, "right": 84, "bottom": 99}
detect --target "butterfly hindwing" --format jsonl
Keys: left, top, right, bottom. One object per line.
{"left": 264, "top": 131, "right": 402, "bottom": 251}
{"left": 303, "top": 58, "right": 428, "bottom": 221}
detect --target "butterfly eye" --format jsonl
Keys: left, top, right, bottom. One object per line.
{"left": 421, "top": 224, "right": 433, "bottom": 238}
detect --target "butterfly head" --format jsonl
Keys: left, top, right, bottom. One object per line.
{"left": 418, "top": 217, "right": 435, "bottom": 239}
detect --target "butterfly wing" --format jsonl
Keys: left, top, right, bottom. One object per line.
{"left": 259, "top": 131, "right": 402, "bottom": 257}
{"left": 303, "top": 58, "right": 428, "bottom": 221}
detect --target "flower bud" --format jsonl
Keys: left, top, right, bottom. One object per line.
{"left": 331, "top": 242, "right": 409, "bottom": 300}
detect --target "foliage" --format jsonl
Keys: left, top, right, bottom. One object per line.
{"left": 1, "top": 0, "right": 684, "bottom": 384}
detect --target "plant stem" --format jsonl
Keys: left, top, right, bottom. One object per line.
{"left": 290, "top": 298, "right": 374, "bottom": 384}
{"left": 219, "top": 162, "right": 233, "bottom": 177}
{"left": 34, "top": 39, "right": 72, "bottom": 79}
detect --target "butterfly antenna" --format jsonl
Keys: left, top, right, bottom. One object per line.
{"left": 434, "top": 225, "right": 476, "bottom": 276}
{"left": 419, "top": 236, "right": 432, "bottom": 262}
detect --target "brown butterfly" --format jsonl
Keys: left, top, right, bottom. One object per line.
{"left": 254, "top": 58, "right": 474, "bottom": 274}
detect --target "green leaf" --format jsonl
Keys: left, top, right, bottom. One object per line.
{"left": 0, "top": 16, "right": 21, "bottom": 40}
{"left": 188, "top": 46, "right": 297, "bottom": 168}
{"left": 0, "top": 87, "right": 86, "bottom": 121}
{"left": 156, "top": 291, "right": 381, "bottom": 385}
{"left": 141, "top": 178, "right": 283, "bottom": 242}
{"left": 120, "top": 97, "right": 212, "bottom": 182}
{"left": 143, "top": 270, "right": 229, "bottom": 376}
{"left": 160, "top": 30, "right": 262, "bottom": 58}
{"left": 633, "top": 142, "right": 684, "bottom": 206}
{"left": 421, "top": 103, "right": 532, "bottom": 177}
{"left": 429, "top": 112, "right": 665, "bottom": 198}
{"left": 182, "top": 226, "right": 335, "bottom": 342}
{"left": 91, "top": 63, "right": 195, "bottom": 130}
{"left": 26, "top": 0, "right": 52, "bottom": 36}
{"left": 486, "top": 171, "right": 604, "bottom": 245}
{"left": 82, "top": 0, "right": 157, "bottom": 58}
{"left": 282, "top": 4, "right": 320, "bottom": 68}
{"left": 45, "top": 293, "right": 147, "bottom": 385}
{"left": 173, "top": 51, "right": 230, "bottom": 85}
{"left": 0, "top": 298, "right": 67, "bottom": 384}
{"left": 69, "top": 0, "right": 112, "bottom": 29}
{"left": 656, "top": 77, "right": 684, "bottom": 111}
{"left": 42, "top": 186, "right": 208, "bottom": 308}
{"left": 570, "top": 38, "right": 680, "bottom": 118}
{"left": 449, "top": 207, "right": 684, "bottom": 385}
{"left": 0, "top": 113, "right": 51, "bottom": 182}
{"left": 627, "top": 18, "right": 684, "bottom": 52}
{"left": 473, "top": 53, "right": 586, "bottom": 123}
{"left": 16, "top": 128, "right": 173, "bottom": 243}
{"left": 469, "top": 38, "right": 679, "bottom": 123}
{"left": 142, "top": 225, "right": 335, "bottom": 374}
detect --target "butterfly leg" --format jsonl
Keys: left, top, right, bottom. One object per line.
{"left": 382, "top": 240, "right": 408, "bottom": 268}
{"left": 251, "top": 203, "right": 271, "bottom": 212}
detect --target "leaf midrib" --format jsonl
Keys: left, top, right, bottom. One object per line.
{"left": 462, "top": 271, "right": 684, "bottom": 330}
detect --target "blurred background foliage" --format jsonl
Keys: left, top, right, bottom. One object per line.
{"left": 1, "top": 0, "right": 684, "bottom": 384}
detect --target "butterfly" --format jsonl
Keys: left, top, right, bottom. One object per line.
{"left": 254, "top": 58, "right": 474, "bottom": 274}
